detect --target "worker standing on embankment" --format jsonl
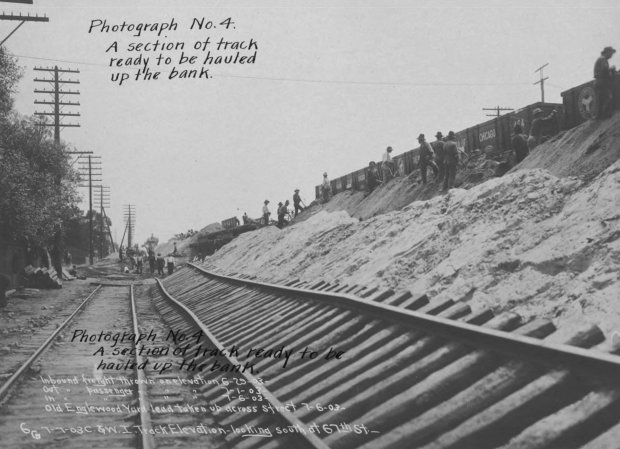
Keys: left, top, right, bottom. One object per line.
{"left": 382, "top": 146, "right": 394, "bottom": 182}
{"left": 432, "top": 132, "right": 446, "bottom": 184}
{"left": 527, "top": 108, "right": 558, "bottom": 151}
{"left": 262, "top": 200, "right": 271, "bottom": 225}
{"left": 512, "top": 123, "right": 529, "bottom": 164}
{"left": 321, "top": 173, "right": 331, "bottom": 203}
{"left": 418, "top": 134, "right": 438, "bottom": 185}
{"left": 293, "top": 189, "right": 304, "bottom": 217}
{"left": 594, "top": 46, "right": 617, "bottom": 119}
{"left": 443, "top": 131, "right": 459, "bottom": 191}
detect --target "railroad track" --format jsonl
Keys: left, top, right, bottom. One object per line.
{"left": 149, "top": 263, "right": 620, "bottom": 449}
{"left": 0, "top": 282, "right": 226, "bottom": 449}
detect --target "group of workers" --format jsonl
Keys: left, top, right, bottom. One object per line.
{"left": 261, "top": 188, "right": 307, "bottom": 228}
{"left": 254, "top": 47, "right": 617, "bottom": 222}
{"left": 119, "top": 246, "right": 176, "bottom": 277}
{"left": 367, "top": 130, "right": 464, "bottom": 193}
{"left": 331, "top": 46, "right": 618, "bottom": 198}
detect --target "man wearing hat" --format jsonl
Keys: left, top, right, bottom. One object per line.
{"left": 512, "top": 123, "right": 529, "bottom": 164}
{"left": 382, "top": 146, "right": 394, "bottom": 182}
{"left": 277, "top": 201, "right": 289, "bottom": 228}
{"left": 262, "top": 200, "right": 271, "bottom": 226}
{"left": 293, "top": 189, "right": 304, "bottom": 217}
{"left": 366, "top": 161, "right": 380, "bottom": 193}
{"left": 443, "top": 131, "right": 459, "bottom": 191}
{"left": 431, "top": 131, "right": 446, "bottom": 183}
{"left": 528, "top": 108, "right": 557, "bottom": 151}
{"left": 594, "top": 46, "right": 617, "bottom": 119}
{"left": 321, "top": 172, "right": 331, "bottom": 203}
{"left": 418, "top": 134, "right": 438, "bottom": 185}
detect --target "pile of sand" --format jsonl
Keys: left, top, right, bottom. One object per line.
{"left": 206, "top": 162, "right": 620, "bottom": 335}
{"left": 204, "top": 113, "right": 620, "bottom": 335}
{"left": 515, "top": 112, "right": 620, "bottom": 180}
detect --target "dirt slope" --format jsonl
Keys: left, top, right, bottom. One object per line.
{"left": 514, "top": 112, "right": 620, "bottom": 180}
{"left": 205, "top": 163, "right": 620, "bottom": 335}
{"left": 205, "top": 112, "right": 620, "bottom": 336}
{"left": 301, "top": 112, "right": 620, "bottom": 222}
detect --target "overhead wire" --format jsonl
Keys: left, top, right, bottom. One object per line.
{"left": 10, "top": 52, "right": 533, "bottom": 88}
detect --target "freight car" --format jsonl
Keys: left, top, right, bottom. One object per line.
{"left": 318, "top": 72, "right": 620, "bottom": 199}
{"left": 190, "top": 223, "right": 257, "bottom": 257}
{"left": 317, "top": 101, "right": 562, "bottom": 198}
{"left": 221, "top": 216, "right": 240, "bottom": 229}
{"left": 561, "top": 73, "right": 620, "bottom": 128}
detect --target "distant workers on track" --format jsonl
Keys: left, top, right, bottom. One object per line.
{"left": 166, "top": 255, "right": 175, "bottom": 275}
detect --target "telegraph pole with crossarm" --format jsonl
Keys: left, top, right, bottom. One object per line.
{"left": 33, "top": 66, "right": 80, "bottom": 144}
{"left": 77, "top": 156, "right": 102, "bottom": 265}
{"left": 534, "top": 63, "right": 549, "bottom": 103}
{"left": 483, "top": 106, "right": 514, "bottom": 117}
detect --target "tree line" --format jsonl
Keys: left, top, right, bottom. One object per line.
{"left": 0, "top": 47, "right": 97, "bottom": 277}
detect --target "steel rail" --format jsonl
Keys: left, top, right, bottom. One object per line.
{"left": 188, "top": 263, "right": 620, "bottom": 382}
{"left": 0, "top": 284, "right": 102, "bottom": 403}
{"left": 155, "top": 278, "right": 331, "bottom": 449}
{"left": 129, "top": 284, "right": 155, "bottom": 449}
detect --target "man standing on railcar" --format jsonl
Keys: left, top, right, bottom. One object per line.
{"left": 594, "top": 46, "right": 617, "bottom": 119}
{"left": 443, "top": 131, "right": 459, "bottom": 191}
{"left": 431, "top": 132, "right": 446, "bottom": 183}
{"left": 418, "top": 134, "right": 438, "bottom": 185}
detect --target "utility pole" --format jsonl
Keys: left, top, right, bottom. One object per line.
{"left": 123, "top": 205, "right": 136, "bottom": 250}
{"left": 482, "top": 106, "right": 514, "bottom": 117}
{"left": 33, "top": 66, "right": 80, "bottom": 144}
{"left": 77, "top": 156, "right": 102, "bottom": 265}
{"left": 31, "top": 65, "right": 79, "bottom": 276}
{"left": 101, "top": 207, "right": 115, "bottom": 253}
{"left": 66, "top": 149, "right": 93, "bottom": 167}
{"left": 534, "top": 63, "right": 549, "bottom": 103}
{"left": 0, "top": 8, "right": 48, "bottom": 47}
{"left": 93, "top": 186, "right": 111, "bottom": 258}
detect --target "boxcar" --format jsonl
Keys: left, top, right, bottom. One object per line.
{"left": 357, "top": 168, "right": 367, "bottom": 191}
{"left": 561, "top": 74, "right": 620, "bottom": 128}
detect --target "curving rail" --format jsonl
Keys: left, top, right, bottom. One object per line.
{"left": 150, "top": 263, "right": 620, "bottom": 449}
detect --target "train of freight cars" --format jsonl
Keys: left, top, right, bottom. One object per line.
{"left": 316, "top": 74, "right": 620, "bottom": 197}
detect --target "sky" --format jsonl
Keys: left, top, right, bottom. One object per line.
{"left": 2, "top": 0, "right": 619, "bottom": 244}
